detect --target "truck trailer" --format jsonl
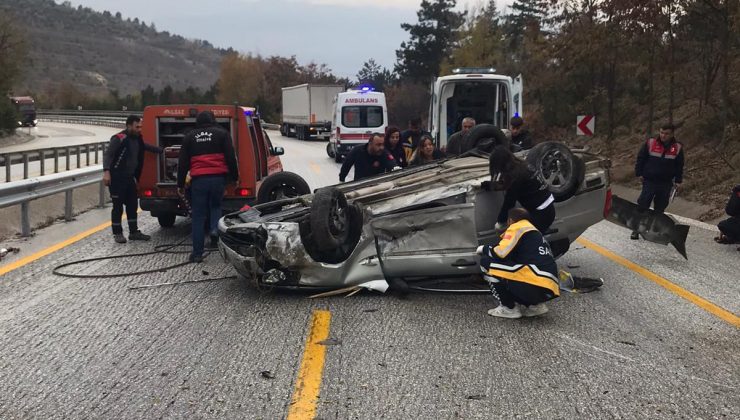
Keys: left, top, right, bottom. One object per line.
{"left": 281, "top": 84, "right": 344, "bottom": 140}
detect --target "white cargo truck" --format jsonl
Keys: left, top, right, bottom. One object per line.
{"left": 281, "top": 84, "right": 344, "bottom": 140}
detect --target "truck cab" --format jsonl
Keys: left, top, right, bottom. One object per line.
{"left": 137, "top": 105, "right": 308, "bottom": 227}
{"left": 430, "top": 68, "right": 522, "bottom": 150}
{"left": 9, "top": 96, "right": 37, "bottom": 127}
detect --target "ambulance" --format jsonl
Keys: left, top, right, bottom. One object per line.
{"left": 326, "top": 87, "right": 388, "bottom": 163}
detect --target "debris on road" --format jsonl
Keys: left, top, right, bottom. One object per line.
{"left": 466, "top": 395, "right": 486, "bottom": 400}
{"left": 128, "top": 276, "right": 236, "bottom": 290}
{"left": 317, "top": 338, "right": 342, "bottom": 346}
{"left": 0, "top": 247, "right": 20, "bottom": 260}
{"left": 260, "top": 370, "right": 275, "bottom": 379}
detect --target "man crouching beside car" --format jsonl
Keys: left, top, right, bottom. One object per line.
{"left": 477, "top": 208, "right": 560, "bottom": 319}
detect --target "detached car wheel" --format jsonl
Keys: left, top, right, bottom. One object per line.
{"left": 256, "top": 172, "right": 311, "bottom": 204}
{"left": 463, "top": 124, "right": 509, "bottom": 153}
{"left": 309, "top": 187, "right": 352, "bottom": 251}
{"left": 526, "top": 142, "right": 585, "bottom": 202}
{"left": 157, "top": 213, "right": 176, "bottom": 228}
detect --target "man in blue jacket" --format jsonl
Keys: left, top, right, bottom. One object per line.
{"left": 339, "top": 133, "right": 398, "bottom": 182}
{"left": 632, "top": 123, "right": 685, "bottom": 240}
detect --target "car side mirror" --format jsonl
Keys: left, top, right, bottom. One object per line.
{"left": 271, "top": 146, "right": 285, "bottom": 156}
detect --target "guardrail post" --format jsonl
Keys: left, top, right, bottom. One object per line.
{"left": 99, "top": 180, "right": 106, "bottom": 208}
{"left": 23, "top": 153, "right": 29, "bottom": 179}
{"left": 4, "top": 154, "right": 10, "bottom": 182}
{"left": 76, "top": 146, "right": 81, "bottom": 169}
{"left": 65, "top": 190, "right": 73, "bottom": 221}
{"left": 40, "top": 151, "right": 45, "bottom": 176}
{"left": 95, "top": 144, "right": 100, "bottom": 164}
{"left": 21, "top": 202, "right": 31, "bottom": 237}
{"left": 54, "top": 149, "right": 59, "bottom": 173}
{"left": 65, "top": 147, "right": 70, "bottom": 171}
{"left": 85, "top": 145, "right": 90, "bottom": 166}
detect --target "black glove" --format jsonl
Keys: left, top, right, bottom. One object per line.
{"left": 480, "top": 181, "right": 491, "bottom": 191}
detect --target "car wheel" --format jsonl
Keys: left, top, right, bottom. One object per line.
{"left": 309, "top": 187, "right": 352, "bottom": 251}
{"left": 525, "top": 142, "right": 585, "bottom": 202}
{"left": 463, "top": 124, "right": 509, "bottom": 153}
{"left": 157, "top": 213, "right": 176, "bottom": 228}
{"left": 301, "top": 201, "right": 363, "bottom": 263}
{"left": 256, "top": 172, "right": 311, "bottom": 204}
{"left": 326, "top": 142, "right": 335, "bottom": 158}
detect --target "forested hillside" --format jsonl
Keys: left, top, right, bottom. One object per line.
{"left": 1, "top": 0, "right": 226, "bottom": 97}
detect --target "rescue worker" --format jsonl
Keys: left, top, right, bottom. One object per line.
{"left": 103, "top": 115, "right": 163, "bottom": 244}
{"left": 400, "top": 118, "right": 429, "bottom": 162}
{"left": 715, "top": 184, "right": 740, "bottom": 245}
{"left": 486, "top": 146, "right": 555, "bottom": 233}
{"left": 632, "top": 123, "right": 684, "bottom": 240}
{"left": 446, "top": 117, "right": 475, "bottom": 157}
{"left": 177, "top": 111, "right": 239, "bottom": 263}
{"left": 384, "top": 126, "right": 408, "bottom": 168}
{"left": 339, "top": 132, "right": 398, "bottom": 182}
{"left": 510, "top": 116, "right": 533, "bottom": 150}
{"left": 478, "top": 208, "right": 559, "bottom": 318}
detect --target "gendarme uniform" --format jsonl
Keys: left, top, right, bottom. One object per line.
{"left": 480, "top": 219, "right": 560, "bottom": 307}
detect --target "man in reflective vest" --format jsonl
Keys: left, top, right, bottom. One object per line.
{"left": 632, "top": 123, "right": 685, "bottom": 240}
{"left": 478, "top": 208, "right": 560, "bottom": 319}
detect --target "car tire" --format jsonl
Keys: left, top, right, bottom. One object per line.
{"left": 463, "top": 124, "right": 509, "bottom": 153}
{"left": 326, "top": 142, "right": 335, "bottom": 158}
{"left": 301, "top": 200, "right": 363, "bottom": 263}
{"left": 256, "top": 172, "right": 311, "bottom": 204}
{"left": 525, "top": 141, "right": 585, "bottom": 202}
{"left": 309, "top": 187, "right": 352, "bottom": 251}
{"left": 157, "top": 213, "right": 176, "bottom": 228}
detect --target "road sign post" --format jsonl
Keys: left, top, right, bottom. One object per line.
{"left": 577, "top": 115, "right": 595, "bottom": 136}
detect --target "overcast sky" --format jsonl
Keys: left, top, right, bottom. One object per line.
{"left": 63, "top": 0, "right": 514, "bottom": 79}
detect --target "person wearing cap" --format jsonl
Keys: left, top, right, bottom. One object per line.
{"left": 510, "top": 116, "right": 533, "bottom": 150}
{"left": 177, "top": 111, "right": 239, "bottom": 263}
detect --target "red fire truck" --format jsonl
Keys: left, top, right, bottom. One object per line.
{"left": 138, "top": 105, "right": 310, "bottom": 227}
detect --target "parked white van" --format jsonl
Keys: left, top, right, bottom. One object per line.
{"left": 326, "top": 88, "right": 388, "bottom": 162}
{"left": 430, "top": 68, "right": 523, "bottom": 150}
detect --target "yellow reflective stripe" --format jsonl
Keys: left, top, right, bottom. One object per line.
{"left": 493, "top": 220, "right": 537, "bottom": 258}
{"left": 487, "top": 265, "right": 560, "bottom": 296}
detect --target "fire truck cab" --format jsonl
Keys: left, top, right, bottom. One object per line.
{"left": 138, "top": 105, "right": 310, "bottom": 227}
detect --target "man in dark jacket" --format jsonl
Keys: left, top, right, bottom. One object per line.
{"left": 446, "top": 117, "right": 475, "bottom": 157}
{"left": 632, "top": 123, "right": 685, "bottom": 239}
{"left": 339, "top": 133, "right": 398, "bottom": 182}
{"left": 177, "top": 111, "right": 239, "bottom": 262}
{"left": 400, "top": 118, "right": 430, "bottom": 161}
{"left": 715, "top": 185, "right": 740, "bottom": 245}
{"left": 478, "top": 208, "right": 559, "bottom": 319}
{"left": 510, "top": 116, "right": 533, "bottom": 150}
{"left": 103, "top": 115, "right": 162, "bottom": 243}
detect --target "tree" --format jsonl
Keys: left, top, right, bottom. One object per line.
{"left": 216, "top": 53, "right": 265, "bottom": 106}
{"left": 395, "top": 0, "right": 466, "bottom": 81}
{"left": 442, "top": 1, "right": 507, "bottom": 74}
{"left": 356, "top": 58, "right": 396, "bottom": 91}
{"left": 0, "top": 10, "right": 28, "bottom": 132}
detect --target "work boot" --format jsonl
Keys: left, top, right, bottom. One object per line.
{"left": 113, "top": 234, "right": 127, "bottom": 244}
{"left": 487, "top": 304, "right": 522, "bottom": 319}
{"left": 209, "top": 234, "right": 219, "bottom": 249}
{"left": 521, "top": 303, "right": 549, "bottom": 317}
{"left": 189, "top": 254, "right": 204, "bottom": 264}
{"left": 129, "top": 231, "right": 151, "bottom": 241}
{"left": 630, "top": 231, "right": 639, "bottom": 240}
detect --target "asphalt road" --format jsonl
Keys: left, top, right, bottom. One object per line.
{"left": 0, "top": 123, "right": 118, "bottom": 181}
{"left": 0, "top": 129, "right": 737, "bottom": 419}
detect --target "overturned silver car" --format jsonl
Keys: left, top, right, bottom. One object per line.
{"left": 218, "top": 138, "right": 613, "bottom": 291}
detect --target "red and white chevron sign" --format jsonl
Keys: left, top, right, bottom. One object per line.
{"left": 577, "top": 115, "right": 595, "bottom": 136}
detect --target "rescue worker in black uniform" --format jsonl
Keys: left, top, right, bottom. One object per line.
{"left": 478, "top": 208, "right": 560, "bottom": 319}
{"left": 103, "top": 115, "right": 162, "bottom": 243}
{"left": 485, "top": 146, "right": 555, "bottom": 233}
{"left": 339, "top": 133, "right": 398, "bottom": 182}
{"left": 715, "top": 184, "right": 740, "bottom": 245}
{"left": 177, "top": 111, "right": 239, "bottom": 263}
{"left": 633, "top": 123, "right": 684, "bottom": 240}
{"left": 510, "top": 116, "right": 533, "bottom": 150}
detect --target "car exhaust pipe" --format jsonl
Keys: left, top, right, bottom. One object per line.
{"left": 606, "top": 195, "right": 689, "bottom": 259}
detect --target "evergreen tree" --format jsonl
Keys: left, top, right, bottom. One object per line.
{"left": 395, "top": 0, "right": 465, "bottom": 82}
{"left": 356, "top": 58, "right": 396, "bottom": 91}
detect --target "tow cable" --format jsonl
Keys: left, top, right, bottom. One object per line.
{"left": 51, "top": 236, "right": 236, "bottom": 288}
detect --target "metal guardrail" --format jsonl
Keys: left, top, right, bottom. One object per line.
{"left": 1, "top": 141, "right": 109, "bottom": 182}
{"left": 0, "top": 166, "right": 105, "bottom": 237}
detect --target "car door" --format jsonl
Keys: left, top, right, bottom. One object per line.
{"left": 370, "top": 203, "right": 480, "bottom": 278}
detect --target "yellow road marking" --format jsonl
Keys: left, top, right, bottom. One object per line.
{"left": 0, "top": 220, "right": 112, "bottom": 276}
{"left": 309, "top": 162, "right": 321, "bottom": 174}
{"left": 287, "top": 310, "right": 332, "bottom": 420}
{"left": 576, "top": 237, "right": 740, "bottom": 327}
